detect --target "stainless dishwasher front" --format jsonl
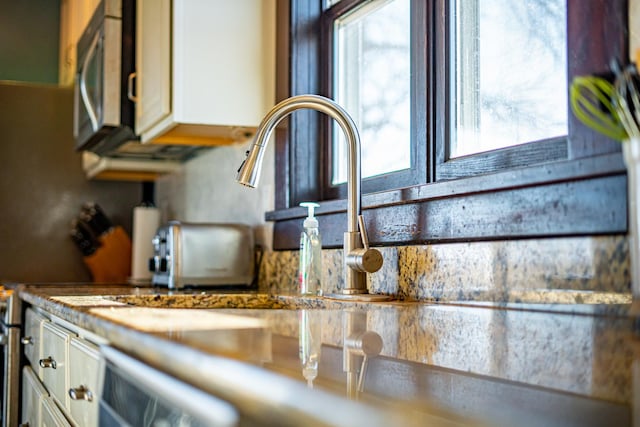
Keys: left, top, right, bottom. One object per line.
{"left": 98, "top": 346, "right": 239, "bottom": 427}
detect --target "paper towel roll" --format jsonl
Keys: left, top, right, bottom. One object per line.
{"left": 130, "top": 206, "right": 160, "bottom": 284}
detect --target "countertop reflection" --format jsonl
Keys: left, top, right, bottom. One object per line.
{"left": 18, "top": 284, "right": 636, "bottom": 427}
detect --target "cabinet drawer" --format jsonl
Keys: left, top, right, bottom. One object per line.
{"left": 24, "top": 308, "right": 48, "bottom": 378}
{"left": 21, "top": 365, "right": 48, "bottom": 427}
{"left": 68, "top": 337, "right": 100, "bottom": 426}
{"left": 42, "top": 396, "right": 72, "bottom": 427}
{"left": 41, "top": 322, "right": 76, "bottom": 409}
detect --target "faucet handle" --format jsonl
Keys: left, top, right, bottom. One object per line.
{"left": 358, "top": 215, "right": 370, "bottom": 250}
{"left": 346, "top": 216, "right": 383, "bottom": 273}
{"left": 237, "top": 150, "right": 250, "bottom": 173}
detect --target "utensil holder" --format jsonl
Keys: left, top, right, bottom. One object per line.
{"left": 623, "top": 138, "right": 640, "bottom": 297}
{"left": 83, "top": 226, "right": 132, "bottom": 283}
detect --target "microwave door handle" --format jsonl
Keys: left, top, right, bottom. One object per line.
{"left": 79, "top": 32, "right": 101, "bottom": 132}
{"left": 73, "top": 72, "right": 80, "bottom": 138}
{"left": 127, "top": 72, "right": 137, "bottom": 103}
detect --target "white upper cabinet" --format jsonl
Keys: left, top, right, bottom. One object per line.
{"left": 134, "top": 0, "right": 275, "bottom": 146}
{"left": 136, "top": 0, "right": 171, "bottom": 135}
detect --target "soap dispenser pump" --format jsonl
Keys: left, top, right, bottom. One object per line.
{"left": 299, "top": 202, "right": 323, "bottom": 295}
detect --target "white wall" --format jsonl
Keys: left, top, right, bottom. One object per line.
{"left": 155, "top": 140, "right": 275, "bottom": 249}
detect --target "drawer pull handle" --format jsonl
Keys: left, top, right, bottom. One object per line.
{"left": 69, "top": 385, "right": 93, "bottom": 402}
{"left": 39, "top": 357, "right": 57, "bottom": 369}
{"left": 21, "top": 336, "right": 33, "bottom": 345}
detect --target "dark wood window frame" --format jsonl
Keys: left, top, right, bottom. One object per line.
{"left": 269, "top": 0, "right": 629, "bottom": 250}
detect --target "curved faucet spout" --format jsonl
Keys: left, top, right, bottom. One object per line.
{"left": 236, "top": 94, "right": 360, "bottom": 233}
{"left": 237, "top": 94, "right": 388, "bottom": 299}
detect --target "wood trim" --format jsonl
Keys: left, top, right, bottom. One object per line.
{"left": 436, "top": 137, "right": 568, "bottom": 181}
{"left": 274, "top": 0, "right": 629, "bottom": 248}
{"left": 270, "top": 152, "right": 627, "bottom": 249}
{"left": 275, "top": 0, "right": 290, "bottom": 104}
{"left": 273, "top": 172, "right": 627, "bottom": 249}
{"left": 288, "top": 0, "right": 322, "bottom": 205}
{"left": 275, "top": 0, "right": 290, "bottom": 210}
{"left": 567, "top": 0, "right": 628, "bottom": 160}
{"left": 433, "top": 0, "right": 448, "bottom": 181}
{"left": 267, "top": 151, "right": 625, "bottom": 221}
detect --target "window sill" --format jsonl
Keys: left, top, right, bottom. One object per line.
{"left": 266, "top": 152, "right": 627, "bottom": 250}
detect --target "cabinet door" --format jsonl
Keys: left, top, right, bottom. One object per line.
{"left": 42, "top": 397, "right": 72, "bottom": 427}
{"left": 172, "top": 0, "right": 271, "bottom": 126}
{"left": 135, "top": 0, "right": 172, "bottom": 134}
{"left": 41, "top": 322, "right": 76, "bottom": 410}
{"left": 22, "top": 366, "right": 48, "bottom": 427}
{"left": 24, "top": 308, "right": 48, "bottom": 379}
{"left": 68, "top": 337, "right": 100, "bottom": 427}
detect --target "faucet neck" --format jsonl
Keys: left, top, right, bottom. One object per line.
{"left": 237, "top": 94, "right": 361, "bottom": 232}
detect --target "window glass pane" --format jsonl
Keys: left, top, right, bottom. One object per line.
{"left": 452, "top": 0, "right": 567, "bottom": 158}
{"left": 333, "top": 0, "right": 411, "bottom": 184}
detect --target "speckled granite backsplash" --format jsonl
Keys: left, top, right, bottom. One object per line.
{"left": 155, "top": 149, "right": 629, "bottom": 303}
{"left": 258, "top": 235, "right": 630, "bottom": 301}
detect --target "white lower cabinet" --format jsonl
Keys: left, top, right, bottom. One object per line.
{"left": 24, "top": 308, "right": 47, "bottom": 378}
{"left": 21, "top": 366, "right": 48, "bottom": 427}
{"left": 22, "top": 364, "right": 70, "bottom": 427}
{"left": 41, "top": 322, "right": 75, "bottom": 409}
{"left": 21, "top": 308, "right": 103, "bottom": 427}
{"left": 68, "top": 337, "right": 100, "bottom": 426}
{"left": 42, "top": 397, "right": 71, "bottom": 427}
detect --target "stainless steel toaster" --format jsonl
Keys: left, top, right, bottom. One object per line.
{"left": 149, "top": 221, "right": 255, "bottom": 289}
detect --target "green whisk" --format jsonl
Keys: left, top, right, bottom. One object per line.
{"left": 570, "top": 75, "right": 628, "bottom": 141}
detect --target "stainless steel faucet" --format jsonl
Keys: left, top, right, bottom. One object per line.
{"left": 343, "top": 310, "right": 383, "bottom": 400}
{"left": 236, "top": 94, "right": 388, "bottom": 300}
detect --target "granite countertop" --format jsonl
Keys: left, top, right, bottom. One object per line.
{"left": 18, "top": 284, "right": 639, "bottom": 427}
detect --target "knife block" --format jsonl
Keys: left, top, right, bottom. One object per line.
{"left": 83, "top": 226, "right": 132, "bottom": 283}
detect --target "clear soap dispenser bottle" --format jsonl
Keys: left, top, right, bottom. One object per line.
{"left": 298, "top": 202, "right": 323, "bottom": 295}
{"left": 299, "top": 309, "right": 322, "bottom": 388}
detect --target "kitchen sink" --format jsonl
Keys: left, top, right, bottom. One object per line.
{"left": 106, "top": 293, "right": 333, "bottom": 310}
{"left": 90, "top": 306, "right": 272, "bottom": 332}
{"left": 52, "top": 292, "right": 397, "bottom": 312}
{"left": 88, "top": 293, "right": 338, "bottom": 333}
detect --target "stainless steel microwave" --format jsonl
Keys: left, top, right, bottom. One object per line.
{"left": 74, "top": 0, "right": 207, "bottom": 162}
{"left": 74, "top": 0, "right": 136, "bottom": 155}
